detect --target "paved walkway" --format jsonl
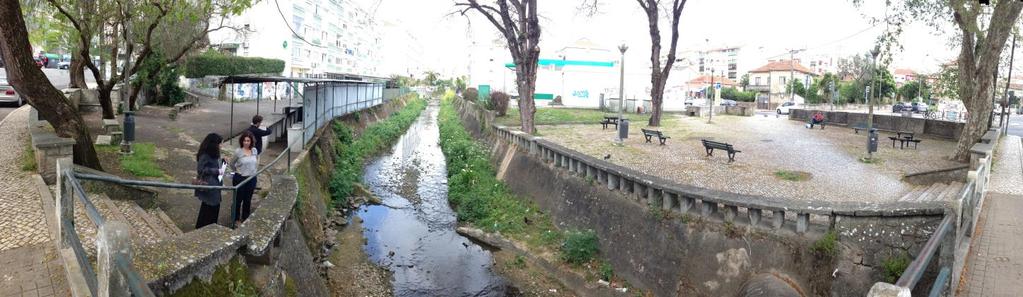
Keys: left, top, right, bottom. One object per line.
{"left": 538, "top": 114, "right": 963, "bottom": 202}
{"left": 0, "top": 106, "right": 70, "bottom": 296}
{"left": 959, "top": 135, "right": 1023, "bottom": 297}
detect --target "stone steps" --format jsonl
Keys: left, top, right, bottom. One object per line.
{"left": 896, "top": 182, "right": 966, "bottom": 203}
{"left": 73, "top": 193, "right": 183, "bottom": 258}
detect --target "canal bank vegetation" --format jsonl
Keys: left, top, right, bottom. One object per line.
{"left": 328, "top": 96, "right": 426, "bottom": 207}
{"left": 439, "top": 91, "right": 638, "bottom": 294}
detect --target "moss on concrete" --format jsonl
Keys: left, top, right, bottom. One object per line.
{"left": 169, "top": 257, "right": 259, "bottom": 297}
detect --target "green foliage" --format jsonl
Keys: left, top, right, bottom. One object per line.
{"left": 811, "top": 230, "right": 839, "bottom": 257}
{"left": 496, "top": 108, "right": 652, "bottom": 126}
{"left": 649, "top": 207, "right": 666, "bottom": 220}
{"left": 488, "top": 91, "right": 510, "bottom": 116}
{"left": 883, "top": 253, "right": 911, "bottom": 283}
{"left": 899, "top": 81, "right": 921, "bottom": 101}
{"left": 438, "top": 92, "right": 560, "bottom": 240}
{"left": 936, "top": 65, "right": 959, "bottom": 100}
{"left": 463, "top": 88, "right": 479, "bottom": 103}
{"left": 813, "top": 73, "right": 841, "bottom": 103}
{"left": 872, "top": 68, "right": 898, "bottom": 101}
{"left": 506, "top": 254, "right": 527, "bottom": 269}
{"left": 560, "top": 229, "right": 599, "bottom": 265}
{"left": 120, "top": 143, "right": 166, "bottom": 178}
{"left": 387, "top": 75, "right": 418, "bottom": 88}
{"left": 136, "top": 51, "right": 186, "bottom": 106}
{"left": 739, "top": 74, "right": 750, "bottom": 90}
{"left": 839, "top": 81, "right": 865, "bottom": 104}
{"left": 169, "top": 257, "right": 258, "bottom": 297}
{"left": 21, "top": 140, "right": 37, "bottom": 172}
{"left": 720, "top": 87, "right": 757, "bottom": 102}
{"left": 599, "top": 261, "right": 614, "bottom": 281}
{"left": 328, "top": 95, "right": 425, "bottom": 207}
{"left": 773, "top": 170, "right": 811, "bottom": 181}
{"left": 423, "top": 71, "right": 439, "bottom": 86}
{"left": 185, "top": 50, "right": 285, "bottom": 78}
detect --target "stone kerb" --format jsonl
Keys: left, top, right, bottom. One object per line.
{"left": 789, "top": 109, "right": 965, "bottom": 139}
{"left": 486, "top": 123, "right": 946, "bottom": 235}
{"left": 28, "top": 107, "right": 76, "bottom": 184}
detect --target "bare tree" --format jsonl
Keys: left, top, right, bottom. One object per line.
{"left": 638, "top": 0, "right": 686, "bottom": 127}
{"left": 457, "top": 0, "right": 540, "bottom": 134}
{"left": 0, "top": 0, "right": 103, "bottom": 169}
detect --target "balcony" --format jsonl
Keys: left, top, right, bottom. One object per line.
{"left": 747, "top": 84, "right": 771, "bottom": 92}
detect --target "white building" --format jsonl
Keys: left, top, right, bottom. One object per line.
{"left": 208, "top": 0, "right": 383, "bottom": 77}
{"left": 378, "top": 20, "right": 425, "bottom": 77}
{"left": 747, "top": 60, "right": 816, "bottom": 108}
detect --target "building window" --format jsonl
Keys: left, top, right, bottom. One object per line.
{"left": 755, "top": 77, "right": 761, "bottom": 85}
{"left": 780, "top": 77, "right": 786, "bottom": 85}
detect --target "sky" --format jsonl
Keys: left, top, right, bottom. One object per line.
{"left": 363, "top": 0, "right": 967, "bottom": 76}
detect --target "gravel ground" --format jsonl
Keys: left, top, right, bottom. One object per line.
{"left": 535, "top": 114, "right": 963, "bottom": 202}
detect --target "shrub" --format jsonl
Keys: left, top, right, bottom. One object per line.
{"left": 883, "top": 253, "right": 911, "bottom": 283}
{"left": 463, "top": 88, "right": 479, "bottom": 103}
{"left": 561, "top": 229, "right": 599, "bottom": 265}
{"left": 599, "top": 261, "right": 614, "bottom": 281}
{"left": 490, "top": 91, "right": 510, "bottom": 116}
{"left": 811, "top": 230, "right": 839, "bottom": 256}
{"left": 21, "top": 140, "right": 36, "bottom": 172}
{"left": 185, "top": 51, "right": 285, "bottom": 78}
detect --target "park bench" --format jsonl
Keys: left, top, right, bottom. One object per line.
{"left": 640, "top": 128, "right": 670, "bottom": 145}
{"left": 851, "top": 121, "right": 867, "bottom": 133}
{"left": 701, "top": 139, "right": 741, "bottom": 163}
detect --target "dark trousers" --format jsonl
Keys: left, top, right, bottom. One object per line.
{"left": 232, "top": 173, "right": 256, "bottom": 222}
{"left": 810, "top": 119, "right": 824, "bottom": 129}
{"left": 195, "top": 202, "right": 220, "bottom": 229}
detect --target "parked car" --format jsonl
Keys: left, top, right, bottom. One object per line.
{"left": 892, "top": 102, "right": 911, "bottom": 112}
{"left": 58, "top": 61, "right": 71, "bottom": 69}
{"left": 911, "top": 102, "right": 929, "bottom": 113}
{"left": 0, "top": 76, "right": 25, "bottom": 106}
{"left": 776, "top": 101, "right": 799, "bottom": 114}
{"left": 719, "top": 99, "right": 737, "bottom": 107}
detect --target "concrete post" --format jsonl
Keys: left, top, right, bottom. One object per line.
{"left": 287, "top": 125, "right": 305, "bottom": 150}
{"left": 680, "top": 196, "right": 694, "bottom": 213}
{"left": 749, "top": 209, "right": 762, "bottom": 226}
{"left": 648, "top": 188, "right": 659, "bottom": 207}
{"left": 55, "top": 157, "right": 73, "bottom": 248}
{"left": 607, "top": 173, "right": 617, "bottom": 190}
{"left": 619, "top": 178, "right": 629, "bottom": 193}
{"left": 796, "top": 213, "right": 810, "bottom": 233}
{"left": 662, "top": 191, "right": 674, "bottom": 211}
{"left": 701, "top": 201, "right": 717, "bottom": 217}
{"left": 773, "top": 210, "right": 786, "bottom": 229}
{"left": 865, "top": 282, "right": 911, "bottom": 297}
{"left": 634, "top": 183, "right": 645, "bottom": 201}
{"left": 98, "top": 221, "right": 132, "bottom": 297}
{"left": 586, "top": 165, "right": 596, "bottom": 180}
{"left": 723, "top": 205, "right": 738, "bottom": 222}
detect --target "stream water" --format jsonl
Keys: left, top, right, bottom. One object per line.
{"left": 357, "top": 102, "right": 509, "bottom": 296}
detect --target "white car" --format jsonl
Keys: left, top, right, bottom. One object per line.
{"left": 0, "top": 76, "right": 25, "bottom": 106}
{"left": 776, "top": 101, "right": 799, "bottom": 114}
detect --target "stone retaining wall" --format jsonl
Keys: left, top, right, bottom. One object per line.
{"left": 452, "top": 97, "right": 947, "bottom": 296}
{"left": 28, "top": 108, "right": 75, "bottom": 184}
{"left": 788, "top": 108, "right": 965, "bottom": 139}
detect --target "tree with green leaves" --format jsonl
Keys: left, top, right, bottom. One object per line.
{"left": 813, "top": 72, "right": 840, "bottom": 104}
{"left": 1, "top": 0, "right": 103, "bottom": 169}
{"left": 739, "top": 73, "right": 750, "bottom": 91}
{"left": 854, "top": 0, "right": 1023, "bottom": 161}
{"left": 898, "top": 81, "right": 921, "bottom": 101}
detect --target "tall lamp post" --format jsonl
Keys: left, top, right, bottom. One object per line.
{"left": 867, "top": 46, "right": 880, "bottom": 160}
{"left": 617, "top": 44, "right": 628, "bottom": 143}
{"left": 709, "top": 68, "right": 715, "bottom": 123}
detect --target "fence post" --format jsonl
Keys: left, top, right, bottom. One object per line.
{"left": 97, "top": 221, "right": 132, "bottom": 297}
{"left": 55, "top": 157, "right": 74, "bottom": 248}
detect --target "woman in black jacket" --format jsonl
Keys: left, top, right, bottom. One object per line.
{"left": 195, "top": 133, "right": 225, "bottom": 229}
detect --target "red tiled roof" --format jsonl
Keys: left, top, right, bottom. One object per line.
{"left": 749, "top": 60, "right": 815, "bottom": 75}
{"left": 893, "top": 69, "right": 916, "bottom": 76}
{"left": 687, "top": 75, "right": 737, "bottom": 86}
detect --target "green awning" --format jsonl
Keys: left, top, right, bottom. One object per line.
{"left": 505, "top": 59, "right": 615, "bottom": 68}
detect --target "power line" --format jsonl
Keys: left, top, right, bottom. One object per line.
{"left": 765, "top": 25, "right": 877, "bottom": 60}
{"left": 274, "top": 0, "right": 325, "bottom": 48}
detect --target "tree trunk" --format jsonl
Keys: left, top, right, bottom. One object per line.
{"left": 949, "top": 1, "right": 1022, "bottom": 162}
{"left": 0, "top": 0, "right": 103, "bottom": 170}
{"left": 516, "top": 57, "right": 538, "bottom": 134}
{"left": 69, "top": 52, "right": 87, "bottom": 88}
{"left": 649, "top": 80, "right": 666, "bottom": 126}
{"left": 98, "top": 84, "right": 116, "bottom": 119}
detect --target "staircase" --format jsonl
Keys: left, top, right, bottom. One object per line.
{"left": 896, "top": 182, "right": 965, "bottom": 203}
{"left": 73, "top": 193, "right": 183, "bottom": 258}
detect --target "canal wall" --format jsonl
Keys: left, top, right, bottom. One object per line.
{"left": 453, "top": 98, "right": 948, "bottom": 296}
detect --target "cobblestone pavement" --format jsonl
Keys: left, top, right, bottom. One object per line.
{"left": 537, "top": 114, "right": 963, "bottom": 202}
{"left": 0, "top": 106, "right": 50, "bottom": 250}
{"left": 0, "top": 106, "right": 71, "bottom": 296}
{"left": 0, "top": 244, "right": 71, "bottom": 297}
{"left": 960, "top": 136, "right": 1023, "bottom": 297}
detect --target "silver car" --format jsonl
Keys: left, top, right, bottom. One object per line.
{"left": 0, "top": 76, "right": 25, "bottom": 106}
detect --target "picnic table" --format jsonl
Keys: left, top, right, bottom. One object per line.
{"left": 887, "top": 131, "right": 922, "bottom": 149}
{"left": 600, "top": 116, "right": 623, "bottom": 130}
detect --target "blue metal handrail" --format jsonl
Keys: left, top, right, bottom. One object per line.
{"left": 895, "top": 215, "right": 952, "bottom": 289}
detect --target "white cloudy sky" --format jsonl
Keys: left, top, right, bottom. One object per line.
{"left": 364, "top": 0, "right": 967, "bottom": 76}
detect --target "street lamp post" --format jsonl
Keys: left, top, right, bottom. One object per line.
{"left": 617, "top": 44, "right": 628, "bottom": 143}
{"left": 709, "top": 68, "right": 715, "bottom": 123}
{"left": 867, "top": 46, "right": 880, "bottom": 160}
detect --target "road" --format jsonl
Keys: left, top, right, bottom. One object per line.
{"left": 1005, "top": 112, "right": 1022, "bottom": 137}
{"left": 0, "top": 67, "right": 91, "bottom": 122}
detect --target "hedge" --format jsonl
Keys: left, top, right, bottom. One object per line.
{"left": 184, "top": 55, "right": 285, "bottom": 78}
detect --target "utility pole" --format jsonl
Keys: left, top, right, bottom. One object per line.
{"left": 830, "top": 81, "right": 835, "bottom": 111}
{"left": 867, "top": 46, "right": 880, "bottom": 160}
{"left": 617, "top": 44, "right": 628, "bottom": 144}
{"left": 709, "top": 68, "right": 715, "bottom": 123}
